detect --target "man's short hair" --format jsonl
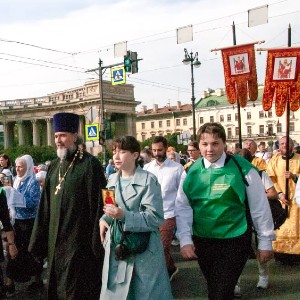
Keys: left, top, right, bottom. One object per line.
{"left": 188, "top": 141, "right": 199, "bottom": 150}
{"left": 197, "top": 123, "right": 226, "bottom": 143}
{"left": 152, "top": 136, "right": 168, "bottom": 149}
{"left": 235, "top": 148, "right": 252, "bottom": 162}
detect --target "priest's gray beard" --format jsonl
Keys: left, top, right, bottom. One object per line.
{"left": 57, "top": 144, "right": 76, "bottom": 160}
{"left": 57, "top": 148, "right": 67, "bottom": 160}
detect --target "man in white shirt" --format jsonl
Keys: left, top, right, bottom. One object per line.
{"left": 144, "top": 136, "right": 183, "bottom": 281}
{"left": 255, "top": 141, "right": 272, "bottom": 162}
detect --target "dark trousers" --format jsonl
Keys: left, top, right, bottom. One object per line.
{"left": 193, "top": 230, "right": 251, "bottom": 300}
{"left": 6, "top": 219, "right": 42, "bottom": 282}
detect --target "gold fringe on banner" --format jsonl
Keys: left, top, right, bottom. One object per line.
{"left": 263, "top": 47, "right": 300, "bottom": 117}
{"left": 221, "top": 43, "right": 258, "bottom": 107}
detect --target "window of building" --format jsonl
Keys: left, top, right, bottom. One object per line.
{"left": 151, "top": 121, "right": 154, "bottom": 129}
{"left": 227, "top": 128, "right": 232, "bottom": 138}
{"left": 290, "top": 122, "right": 295, "bottom": 132}
{"left": 151, "top": 133, "right": 155, "bottom": 137}
{"left": 268, "top": 111, "right": 272, "bottom": 118}
{"left": 267, "top": 124, "right": 273, "bottom": 136}
{"left": 259, "top": 111, "right": 264, "bottom": 118}
{"left": 166, "top": 120, "right": 171, "bottom": 127}
{"left": 220, "top": 115, "right": 224, "bottom": 122}
{"left": 141, "top": 123, "right": 145, "bottom": 130}
{"left": 210, "top": 116, "right": 214, "bottom": 122}
{"left": 176, "top": 119, "right": 180, "bottom": 126}
{"left": 259, "top": 125, "right": 264, "bottom": 135}
{"left": 200, "top": 117, "right": 204, "bottom": 124}
{"left": 235, "top": 127, "right": 239, "bottom": 137}
{"left": 277, "top": 122, "right": 282, "bottom": 133}
{"left": 247, "top": 112, "right": 251, "bottom": 120}
{"left": 227, "top": 114, "right": 231, "bottom": 121}
{"left": 142, "top": 135, "right": 146, "bottom": 141}
{"left": 247, "top": 126, "right": 252, "bottom": 137}
{"left": 183, "top": 118, "right": 187, "bottom": 126}
{"left": 235, "top": 113, "right": 238, "bottom": 121}
{"left": 159, "top": 121, "right": 162, "bottom": 128}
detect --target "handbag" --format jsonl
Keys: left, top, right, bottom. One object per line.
{"left": 268, "top": 198, "right": 287, "bottom": 230}
{"left": 110, "top": 177, "right": 151, "bottom": 260}
{"left": 111, "top": 218, "right": 151, "bottom": 260}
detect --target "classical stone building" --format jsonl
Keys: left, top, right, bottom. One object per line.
{"left": 0, "top": 79, "right": 139, "bottom": 151}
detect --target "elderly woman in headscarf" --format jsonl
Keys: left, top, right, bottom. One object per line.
{"left": 4, "top": 155, "right": 42, "bottom": 297}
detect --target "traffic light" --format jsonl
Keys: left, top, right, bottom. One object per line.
{"left": 130, "top": 52, "right": 138, "bottom": 74}
{"left": 124, "top": 51, "right": 139, "bottom": 74}
{"left": 124, "top": 51, "right": 132, "bottom": 72}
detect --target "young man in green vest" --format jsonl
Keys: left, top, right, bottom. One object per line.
{"left": 176, "top": 122, "right": 274, "bottom": 300}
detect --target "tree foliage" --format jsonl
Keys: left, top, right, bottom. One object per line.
{"left": 1, "top": 145, "right": 57, "bottom": 165}
{"left": 139, "top": 133, "right": 188, "bottom": 154}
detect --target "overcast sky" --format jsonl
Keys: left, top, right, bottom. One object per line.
{"left": 0, "top": 0, "right": 299, "bottom": 110}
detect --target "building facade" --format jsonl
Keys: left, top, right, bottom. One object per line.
{"left": 0, "top": 79, "right": 139, "bottom": 151}
{"left": 136, "top": 101, "right": 192, "bottom": 141}
{"left": 136, "top": 86, "right": 300, "bottom": 150}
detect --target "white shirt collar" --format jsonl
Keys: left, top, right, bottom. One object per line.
{"left": 203, "top": 152, "right": 226, "bottom": 168}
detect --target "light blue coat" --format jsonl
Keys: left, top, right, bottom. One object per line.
{"left": 100, "top": 166, "right": 173, "bottom": 300}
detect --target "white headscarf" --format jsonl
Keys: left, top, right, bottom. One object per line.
{"left": 13, "top": 154, "right": 35, "bottom": 189}
{"left": 36, "top": 170, "right": 47, "bottom": 181}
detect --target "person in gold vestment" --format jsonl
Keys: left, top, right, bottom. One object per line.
{"left": 267, "top": 136, "right": 300, "bottom": 264}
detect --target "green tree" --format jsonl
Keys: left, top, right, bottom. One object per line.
{"left": 2, "top": 145, "right": 57, "bottom": 165}
{"left": 139, "top": 133, "right": 187, "bottom": 154}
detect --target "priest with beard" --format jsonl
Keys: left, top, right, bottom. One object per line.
{"left": 29, "top": 112, "right": 107, "bottom": 299}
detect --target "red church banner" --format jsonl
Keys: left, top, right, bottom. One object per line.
{"left": 262, "top": 47, "right": 300, "bottom": 116}
{"left": 221, "top": 43, "right": 258, "bottom": 107}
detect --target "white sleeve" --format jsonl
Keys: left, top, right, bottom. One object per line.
{"left": 175, "top": 172, "right": 194, "bottom": 248}
{"left": 261, "top": 171, "right": 274, "bottom": 191}
{"left": 295, "top": 178, "right": 300, "bottom": 207}
{"left": 245, "top": 169, "right": 276, "bottom": 251}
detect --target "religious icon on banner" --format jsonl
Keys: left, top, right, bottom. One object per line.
{"left": 273, "top": 57, "right": 297, "bottom": 80}
{"left": 102, "top": 189, "right": 116, "bottom": 206}
{"left": 220, "top": 43, "right": 258, "bottom": 106}
{"left": 262, "top": 47, "right": 300, "bottom": 116}
{"left": 229, "top": 53, "right": 250, "bottom": 75}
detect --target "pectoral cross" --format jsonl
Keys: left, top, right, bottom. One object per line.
{"left": 55, "top": 183, "right": 61, "bottom": 195}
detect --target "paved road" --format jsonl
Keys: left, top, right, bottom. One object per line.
{"left": 8, "top": 245, "right": 300, "bottom": 299}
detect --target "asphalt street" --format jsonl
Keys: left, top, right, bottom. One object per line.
{"left": 7, "top": 245, "right": 300, "bottom": 300}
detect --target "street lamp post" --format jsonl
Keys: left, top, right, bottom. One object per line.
{"left": 183, "top": 48, "right": 201, "bottom": 140}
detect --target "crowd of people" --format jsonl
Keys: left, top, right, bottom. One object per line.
{"left": 0, "top": 115, "right": 300, "bottom": 299}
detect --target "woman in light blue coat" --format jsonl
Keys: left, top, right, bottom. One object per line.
{"left": 99, "top": 136, "right": 173, "bottom": 300}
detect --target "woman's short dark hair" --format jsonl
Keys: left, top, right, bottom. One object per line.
{"left": 112, "top": 136, "right": 141, "bottom": 154}
{"left": 112, "top": 136, "right": 141, "bottom": 166}
{"left": 197, "top": 123, "right": 226, "bottom": 143}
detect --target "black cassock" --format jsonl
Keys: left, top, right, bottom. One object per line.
{"left": 29, "top": 150, "right": 107, "bottom": 300}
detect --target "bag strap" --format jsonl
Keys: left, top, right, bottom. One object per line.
{"left": 225, "top": 154, "right": 253, "bottom": 233}
{"left": 225, "top": 153, "right": 249, "bottom": 186}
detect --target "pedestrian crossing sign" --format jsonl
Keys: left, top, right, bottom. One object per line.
{"left": 111, "top": 66, "right": 126, "bottom": 85}
{"left": 85, "top": 124, "right": 99, "bottom": 141}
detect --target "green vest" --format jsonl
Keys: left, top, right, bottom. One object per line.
{"left": 183, "top": 155, "right": 253, "bottom": 239}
